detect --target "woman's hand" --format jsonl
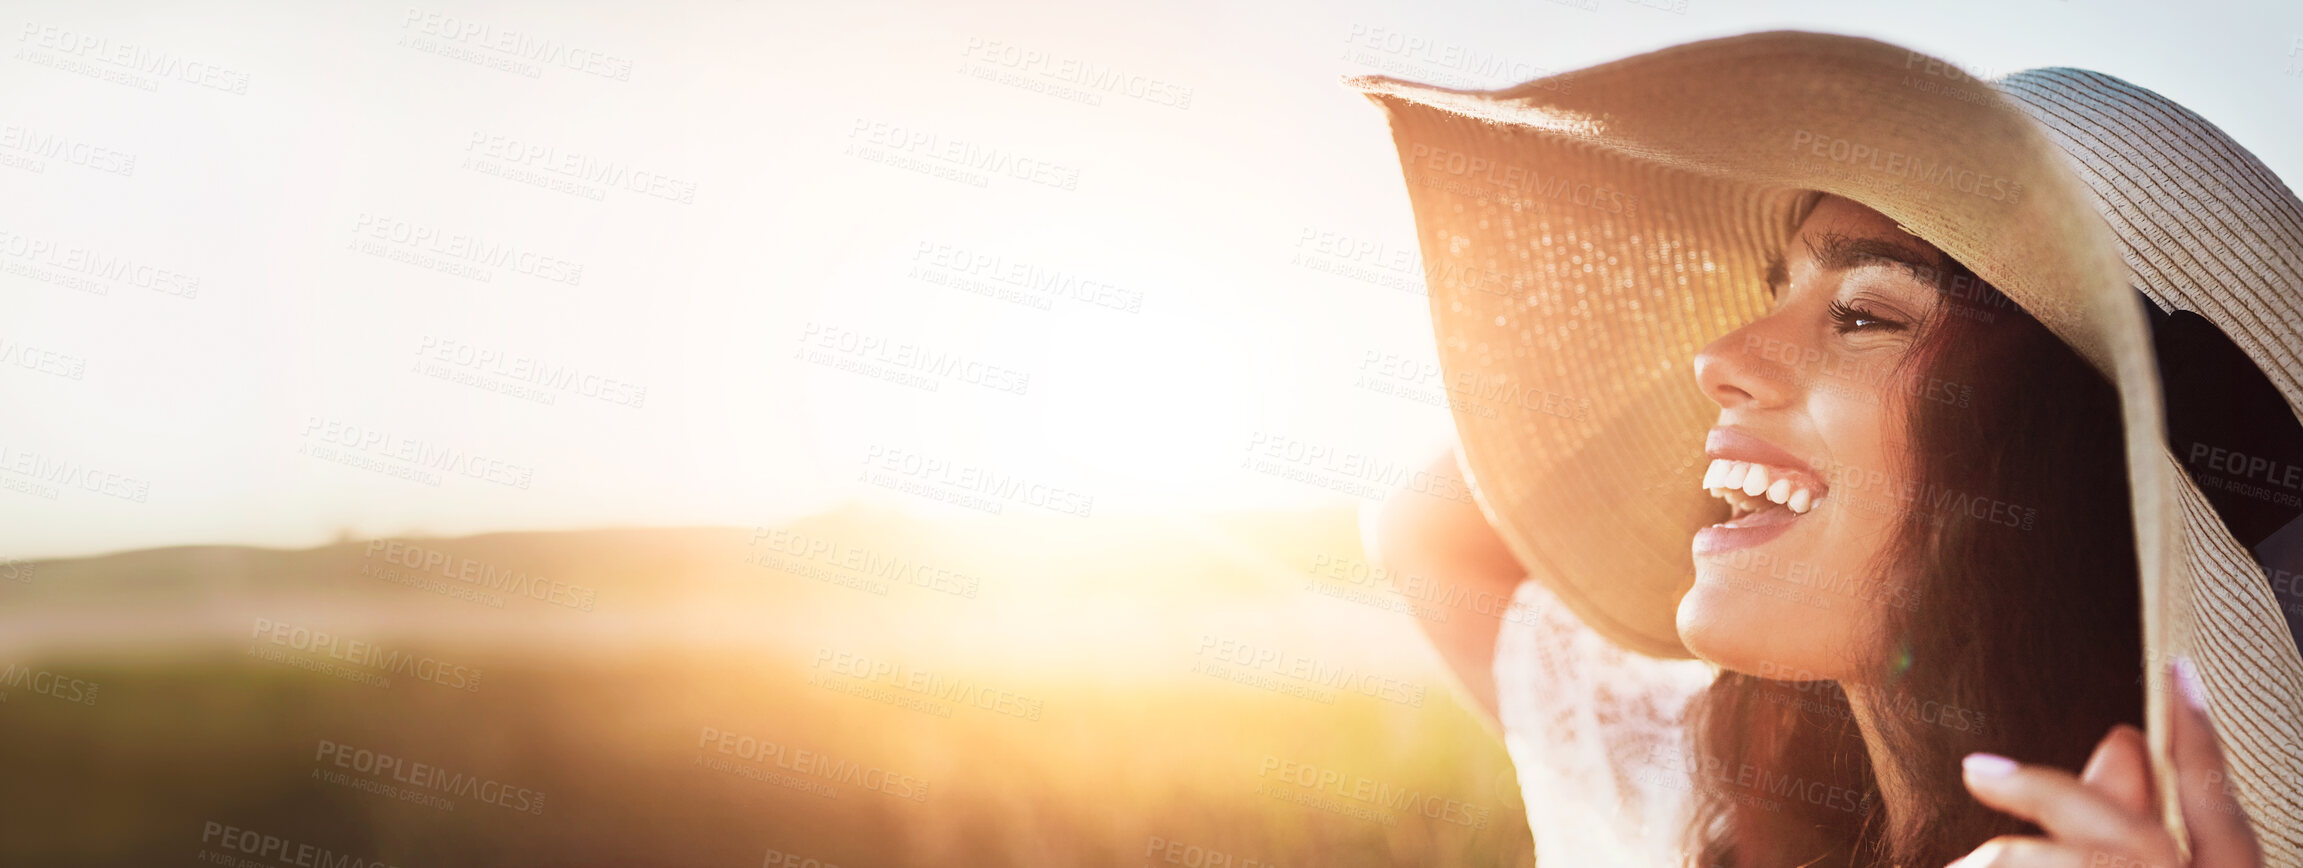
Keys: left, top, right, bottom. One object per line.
{"left": 1949, "top": 658, "right": 2262, "bottom": 868}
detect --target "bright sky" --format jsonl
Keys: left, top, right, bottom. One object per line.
{"left": 4, "top": 0, "right": 2299, "bottom": 558}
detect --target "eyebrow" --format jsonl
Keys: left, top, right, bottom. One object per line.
{"left": 1806, "top": 229, "right": 1951, "bottom": 281}
{"left": 1763, "top": 229, "right": 1953, "bottom": 294}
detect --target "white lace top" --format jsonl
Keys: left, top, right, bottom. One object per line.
{"left": 1494, "top": 575, "right": 1720, "bottom": 867}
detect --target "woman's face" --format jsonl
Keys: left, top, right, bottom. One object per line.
{"left": 1677, "top": 195, "right": 1949, "bottom": 684}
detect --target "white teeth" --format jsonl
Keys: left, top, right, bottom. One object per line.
{"left": 1702, "top": 460, "right": 1824, "bottom": 519}
{"left": 1741, "top": 465, "right": 1771, "bottom": 497}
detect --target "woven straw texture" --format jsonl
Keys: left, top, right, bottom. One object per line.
{"left": 2003, "top": 66, "right": 2303, "bottom": 861}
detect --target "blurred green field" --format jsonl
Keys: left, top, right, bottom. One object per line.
{"left": 0, "top": 507, "right": 1534, "bottom": 867}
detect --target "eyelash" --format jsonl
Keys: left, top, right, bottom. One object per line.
{"left": 1827, "top": 300, "right": 1906, "bottom": 334}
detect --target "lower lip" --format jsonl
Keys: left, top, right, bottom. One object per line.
{"left": 1692, "top": 505, "right": 1801, "bottom": 557}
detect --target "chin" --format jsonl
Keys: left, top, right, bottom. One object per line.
{"left": 1676, "top": 571, "right": 1758, "bottom": 673}
{"left": 1677, "top": 565, "right": 1844, "bottom": 682}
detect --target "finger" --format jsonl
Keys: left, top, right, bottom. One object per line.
{"left": 2079, "top": 724, "right": 2154, "bottom": 819}
{"left": 1946, "top": 835, "right": 2092, "bottom": 868}
{"left": 2170, "top": 657, "right": 2263, "bottom": 868}
{"left": 1962, "top": 754, "right": 2163, "bottom": 851}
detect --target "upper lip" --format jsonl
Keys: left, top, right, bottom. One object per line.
{"left": 1704, "top": 427, "right": 1829, "bottom": 496}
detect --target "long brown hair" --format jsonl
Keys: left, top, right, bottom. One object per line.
{"left": 1684, "top": 247, "right": 2144, "bottom": 866}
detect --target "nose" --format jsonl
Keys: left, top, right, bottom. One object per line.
{"left": 1693, "top": 318, "right": 1798, "bottom": 410}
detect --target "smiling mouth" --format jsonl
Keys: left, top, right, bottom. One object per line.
{"left": 1702, "top": 459, "right": 1826, "bottom": 527}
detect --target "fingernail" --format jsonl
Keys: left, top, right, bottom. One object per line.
{"left": 1947, "top": 839, "right": 2004, "bottom": 868}
{"left": 2173, "top": 655, "right": 2208, "bottom": 712}
{"left": 1963, "top": 752, "right": 2018, "bottom": 778}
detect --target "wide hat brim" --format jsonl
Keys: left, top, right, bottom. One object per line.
{"left": 1347, "top": 30, "right": 2303, "bottom": 859}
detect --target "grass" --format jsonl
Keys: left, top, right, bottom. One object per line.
{"left": 0, "top": 506, "right": 1533, "bottom": 867}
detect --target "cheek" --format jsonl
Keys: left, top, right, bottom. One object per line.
{"left": 1808, "top": 371, "right": 1901, "bottom": 477}
{"left": 1809, "top": 372, "right": 1914, "bottom": 546}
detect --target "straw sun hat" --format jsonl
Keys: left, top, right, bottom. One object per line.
{"left": 1346, "top": 31, "right": 2303, "bottom": 859}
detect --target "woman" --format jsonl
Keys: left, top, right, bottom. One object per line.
{"left": 1352, "top": 33, "right": 2303, "bottom": 868}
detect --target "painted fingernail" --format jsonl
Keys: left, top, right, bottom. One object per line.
{"left": 1963, "top": 752, "right": 2018, "bottom": 778}
{"left": 2173, "top": 656, "right": 2208, "bottom": 712}
{"left": 1948, "top": 839, "right": 2006, "bottom": 868}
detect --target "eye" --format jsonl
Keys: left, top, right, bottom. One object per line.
{"left": 1828, "top": 300, "right": 1907, "bottom": 334}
